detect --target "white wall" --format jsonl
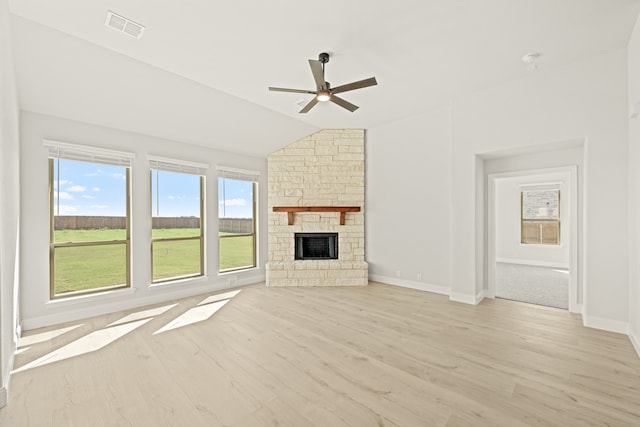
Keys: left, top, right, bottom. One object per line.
{"left": 368, "top": 48, "right": 630, "bottom": 333}
{"left": 366, "top": 106, "right": 452, "bottom": 294}
{"left": 628, "top": 12, "right": 640, "bottom": 355}
{"left": 494, "top": 172, "right": 570, "bottom": 267}
{"left": 19, "top": 111, "right": 268, "bottom": 330}
{"left": 0, "top": 0, "right": 20, "bottom": 407}
{"left": 452, "top": 48, "right": 629, "bottom": 331}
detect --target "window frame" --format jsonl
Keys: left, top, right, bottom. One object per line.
{"left": 218, "top": 180, "right": 257, "bottom": 273}
{"left": 150, "top": 170, "right": 205, "bottom": 284}
{"left": 217, "top": 166, "right": 259, "bottom": 274}
{"left": 520, "top": 188, "right": 561, "bottom": 246}
{"left": 49, "top": 158, "right": 131, "bottom": 300}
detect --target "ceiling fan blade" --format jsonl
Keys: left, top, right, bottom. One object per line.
{"left": 299, "top": 98, "right": 319, "bottom": 113}
{"left": 330, "top": 95, "right": 359, "bottom": 112}
{"left": 269, "top": 87, "right": 316, "bottom": 94}
{"left": 330, "top": 77, "right": 378, "bottom": 95}
{"left": 308, "top": 60, "right": 326, "bottom": 91}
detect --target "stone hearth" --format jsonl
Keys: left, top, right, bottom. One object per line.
{"left": 266, "top": 129, "right": 368, "bottom": 286}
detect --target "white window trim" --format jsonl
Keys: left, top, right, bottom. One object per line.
{"left": 44, "top": 139, "right": 135, "bottom": 166}
{"left": 216, "top": 165, "right": 260, "bottom": 182}
{"left": 148, "top": 155, "right": 209, "bottom": 175}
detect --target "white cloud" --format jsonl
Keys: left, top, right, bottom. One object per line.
{"left": 57, "top": 205, "right": 78, "bottom": 215}
{"left": 84, "top": 172, "right": 98, "bottom": 177}
{"left": 92, "top": 187, "right": 100, "bottom": 192}
{"left": 54, "top": 191, "right": 74, "bottom": 201}
{"left": 219, "top": 198, "right": 246, "bottom": 206}
{"left": 168, "top": 195, "right": 175, "bottom": 200}
{"left": 82, "top": 195, "right": 96, "bottom": 199}
{"left": 53, "top": 179, "right": 70, "bottom": 189}
{"left": 90, "top": 204, "right": 109, "bottom": 209}
{"left": 112, "top": 173, "right": 126, "bottom": 180}
{"left": 68, "top": 185, "right": 87, "bottom": 192}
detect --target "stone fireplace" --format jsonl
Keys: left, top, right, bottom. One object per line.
{"left": 266, "top": 129, "right": 368, "bottom": 286}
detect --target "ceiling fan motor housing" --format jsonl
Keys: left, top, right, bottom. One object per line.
{"left": 318, "top": 52, "right": 330, "bottom": 64}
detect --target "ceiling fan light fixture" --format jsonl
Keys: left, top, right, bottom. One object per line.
{"left": 316, "top": 91, "right": 331, "bottom": 102}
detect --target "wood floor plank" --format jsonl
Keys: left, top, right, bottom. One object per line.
{"left": 2, "top": 282, "right": 639, "bottom": 426}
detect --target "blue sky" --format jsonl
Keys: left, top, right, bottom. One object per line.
{"left": 53, "top": 159, "right": 253, "bottom": 218}
{"left": 218, "top": 177, "right": 253, "bottom": 219}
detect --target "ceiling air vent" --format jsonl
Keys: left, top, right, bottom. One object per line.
{"left": 105, "top": 11, "right": 145, "bottom": 39}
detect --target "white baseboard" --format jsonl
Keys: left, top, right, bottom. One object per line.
{"left": 571, "top": 303, "right": 584, "bottom": 315}
{"left": 476, "top": 289, "right": 486, "bottom": 304}
{"left": 449, "top": 289, "right": 485, "bottom": 305}
{"left": 583, "top": 314, "right": 629, "bottom": 335}
{"left": 22, "top": 275, "right": 266, "bottom": 331}
{"left": 0, "top": 386, "right": 6, "bottom": 408}
{"left": 239, "top": 273, "right": 266, "bottom": 287}
{"left": 630, "top": 329, "right": 640, "bottom": 359}
{"left": 368, "top": 275, "right": 450, "bottom": 296}
{"left": 496, "top": 258, "right": 569, "bottom": 269}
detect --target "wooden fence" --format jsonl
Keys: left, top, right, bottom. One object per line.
{"left": 54, "top": 216, "right": 252, "bottom": 233}
{"left": 219, "top": 218, "right": 253, "bottom": 234}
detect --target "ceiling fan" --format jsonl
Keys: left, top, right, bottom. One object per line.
{"left": 269, "top": 52, "right": 377, "bottom": 113}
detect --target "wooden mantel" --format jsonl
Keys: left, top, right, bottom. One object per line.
{"left": 273, "top": 206, "right": 361, "bottom": 225}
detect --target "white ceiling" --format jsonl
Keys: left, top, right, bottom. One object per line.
{"left": 8, "top": 0, "right": 640, "bottom": 157}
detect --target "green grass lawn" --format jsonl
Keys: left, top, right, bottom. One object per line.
{"left": 219, "top": 234, "right": 255, "bottom": 271}
{"left": 53, "top": 228, "right": 254, "bottom": 295}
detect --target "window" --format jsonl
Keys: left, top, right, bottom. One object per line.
{"left": 218, "top": 166, "right": 259, "bottom": 272}
{"left": 521, "top": 188, "right": 560, "bottom": 245}
{"left": 150, "top": 156, "right": 207, "bottom": 283}
{"left": 47, "top": 141, "right": 133, "bottom": 299}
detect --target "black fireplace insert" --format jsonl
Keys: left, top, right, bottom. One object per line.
{"left": 294, "top": 233, "right": 338, "bottom": 260}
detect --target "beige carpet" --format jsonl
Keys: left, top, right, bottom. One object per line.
{"left": 495, "top": 262, "right": 569, "bottom": 309}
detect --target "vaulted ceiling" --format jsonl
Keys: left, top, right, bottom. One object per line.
{"left": 8, "top": 0, "right": 640, "bottom": 156}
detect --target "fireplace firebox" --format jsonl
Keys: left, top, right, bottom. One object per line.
{"left": 295, "top": 233, "right": 338, "bottom": 260}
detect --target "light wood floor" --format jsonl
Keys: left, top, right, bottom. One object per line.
{"left": 2, "top": 282, "right": 639, "bottom": 426}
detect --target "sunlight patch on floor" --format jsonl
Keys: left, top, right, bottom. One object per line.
{"left": 108, "top": 303, "right": 177, "bottom": 327}
{"left": 197, "top": 289, "right": 241, "bottom": 306}
{"left": 13, "top": 318, "right": 152, "bottom": 374}
{"left": 154, "top": 299, "right": 229, "bottom": 334}
{"left": 15, "top": 347, "right": 30, "bottom": 355}
{"left": 18, "top": 324, "right": 84, "bottom": 347}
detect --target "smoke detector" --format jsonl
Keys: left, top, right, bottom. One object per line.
{"left": 522, "top": 52, "right": 542, "bottom": 71}
{"left": 105, "top": 11, "right": 145, "bottom": 39}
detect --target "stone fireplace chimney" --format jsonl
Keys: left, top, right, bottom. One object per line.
{"left": 266, "top": 129, "right": 368, "bottom": 286}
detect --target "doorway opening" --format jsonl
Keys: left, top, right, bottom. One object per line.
{"left": 488, "top": 166, "right": 579, "bottom": 312}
